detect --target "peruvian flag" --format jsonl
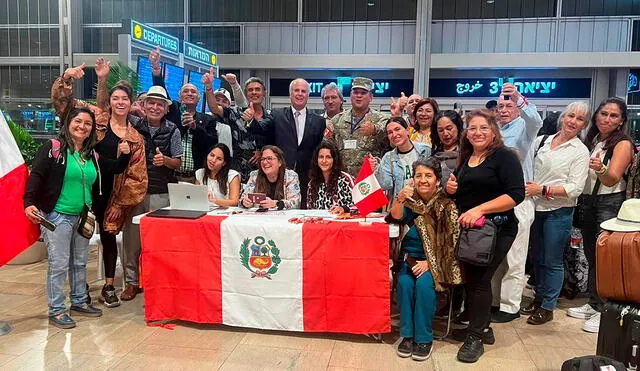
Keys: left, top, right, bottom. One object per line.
{"left": 0, "top": 111, "right": 40, "bottom": 266}
{"left": 140, "top": 214, "right": 390, "bottom": 334}
{"left": 352, "top": 156, "right": 388, "bottom": 217}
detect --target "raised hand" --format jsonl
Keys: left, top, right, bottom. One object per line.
{"left": 149, "top": 46, "right": 161, "bottom": 70}
{"left": 358, "top": 117, "right": 375, "bottom": 136}
{"left": 589, "top": 152, "right": 603, "bottom": 171}
{"left": 63, "top": 63, "right": 86, "bottom": 80}
{"left": 390, "top": 97, "right": 402, "bottom": 117}
{"left": 95, "top": 58, "right": 111, "bottom": 79}
{"left": 221, "top": 73, "right": 237, "bottom": 85}
{"left": 202, "top": 67, "right": 215, "bottom": 89}
{"left": 397, "top": 92, "right": 408, "bottom": 109}
{"left": 501, "top": 82, "right": 521, "bottom": 101}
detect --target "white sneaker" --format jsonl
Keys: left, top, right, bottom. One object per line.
{"left": 582, "top": 312, "right": 601, "bottom": 333}
{"left": 567, "top": 303, "right": 597, "bottom": 319}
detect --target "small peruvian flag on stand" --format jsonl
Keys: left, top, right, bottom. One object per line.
{"left": 352, "top": 155, "right": 388, "bottom": 217}
{"left": 0, "top": 111, "right": 40, "bottom": 266}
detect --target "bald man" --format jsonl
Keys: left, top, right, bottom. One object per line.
{"left": 150, "top": 47, "right": 218, "bottom": 183}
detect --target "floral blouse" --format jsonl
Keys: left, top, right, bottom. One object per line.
{"left": 306, "top": 173, "right": 354, "bottom": 211}
{"left": 241, "top": 168, "right": 301, "bottom": 209}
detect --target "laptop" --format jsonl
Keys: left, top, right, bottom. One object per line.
{"left": 147, "top": 183, "right": 209, "bottom": 219}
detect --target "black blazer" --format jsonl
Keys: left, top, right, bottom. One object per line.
{"left": 249, "top": 107, "right": 325, "bottom": 205}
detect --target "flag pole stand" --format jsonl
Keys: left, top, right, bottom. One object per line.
{"left": 0, "top": 321, "right": 12, "bottom": 336}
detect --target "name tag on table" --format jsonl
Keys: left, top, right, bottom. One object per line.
{"left": 343, "top": 139, "right": 357, "bottom": 150}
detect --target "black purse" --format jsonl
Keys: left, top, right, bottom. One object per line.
{"left": 573, "top": 147, "right": 613, "bottom": 229}
{"left": 455, "top": 219, "right": 498, "bottom": 266}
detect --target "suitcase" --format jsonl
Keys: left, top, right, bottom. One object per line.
{"left": 596, "top": 301, "right": 640, "bottom": 366}
{"left": 561, "top": 355, "right": 625, "bottom": 371}
{"left": 596, "top": 231, "right": 640, "bottom": 304}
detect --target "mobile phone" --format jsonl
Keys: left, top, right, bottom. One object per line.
{"left": 248, "top": 193, "right": 267, "bottom": 204}
{"left": 180, "top": 103, "right": 189, "bottom": 125}
{"left": 255, "top": 208, "right": 269, "bottom": 213}
{"left": 503, "top": 95, "right": 510, "bottom": 100}
{"left": 33, "top": 211, "right": 56, "bottom": 232}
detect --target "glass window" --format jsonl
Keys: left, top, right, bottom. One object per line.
{"left": 633, "top": 20, "right": 640, "bottom": 52}
{"left": 82, "top": 0, "right": 183, "bottom": 24}
{"left": 563, "top": 0, "right": 640, "bottom": 16}
{"left": 189, "top": 26, "right": 241, "bottom": 54}
{"left": 0, "top": 66, "right": 61, "bottom": 99}
{"left": 83, "top": 28, "right": 118, "bottom": 53}
{"left": 431, "top": 0, "right": 556, "bottom": 19}
{"left": 190, "top": 0, "right": 297, "bottom": 22}
{"left": 304, "top": 0, "right": 417, "bottom": 21}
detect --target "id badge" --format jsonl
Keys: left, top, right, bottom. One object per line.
{"left": 343, "top": 139, "right": 357, "bottom": 150}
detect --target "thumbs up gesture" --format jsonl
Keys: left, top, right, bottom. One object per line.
{"left": 221, "top": 73, "right": 237, "bottom": 85}
{"left": 445, "top": 173, "right": 458, "bottom": 195}
{"left": 118, "top": 140, "right": 130, "bottom": 156}
{"left": 589, "top": 151, "right": 603, "bottom": 171}
{"left": 63, "top": 63, "right": 86, "bottom": 80}
{"left": 202, "top": 67, "right": 215, "bottom": 89}
{"left": 242, "top": 102, "right": 255, "bottom": 122}
{"left": 398, "top": 179, "right": 415, "bottom": 203}
{"left": 152, "top": 147, "right": 166, "bottom": 167}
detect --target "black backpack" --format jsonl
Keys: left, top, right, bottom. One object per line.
{"left": 561, "top": 355, "right": 626, "bottom": 371}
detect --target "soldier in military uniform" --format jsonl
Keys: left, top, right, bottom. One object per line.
{"left": 330, "top": 77, "right": 392, "bottom": 177}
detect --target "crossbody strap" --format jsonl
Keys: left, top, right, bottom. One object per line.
{"left": 591, "top": 146, "right": 614, "bottom": 196}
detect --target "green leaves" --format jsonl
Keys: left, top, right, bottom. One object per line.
{"left": 6, "top": 116, "right": 39, "bottom": 168}
{"left": 92, "top": 62, "right": 141, "bottom": 97}
{"left": 239, "top": 238, "right": 251, "bottom": 270}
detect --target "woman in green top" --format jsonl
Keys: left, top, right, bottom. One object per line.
{"left": 25, "top": 107, "right": 127, "bottom": 329}
{"left": 387, "top": 157, "right": 462, "bottom": 362}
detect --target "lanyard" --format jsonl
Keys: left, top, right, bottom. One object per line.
{"left": 71, "top": 151, "right": 89, "bottom": 207}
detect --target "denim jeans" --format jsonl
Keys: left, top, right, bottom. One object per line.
{"left": 580, "top": 191, "right": 625, "bottom": 312}
{"left": 532, "top": 207, "right": 574, "bottom": 311}
{"left": 121, "top": 193, "right": 170, "bottom": 285}
{"left": 41, "top": 210, "right": 90, "bottom": 316}
{"left": 396, "top": 263, "right": 436, "bottom": 344}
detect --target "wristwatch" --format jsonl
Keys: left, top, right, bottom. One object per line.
{"left": 276, "top": 200, "right": 285, "bottom": 210}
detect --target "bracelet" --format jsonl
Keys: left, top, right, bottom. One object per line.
{"left": 595, "top": 164, "right": 608, "bottom": 175}
{"left": 542, "top": 186, "right": 547, "bottom": 196}
{"left": 205, "top": 87, "right": 213, "bottom": 92}
{"left": 545, "top": 186, "right": 554, "bottom": 200}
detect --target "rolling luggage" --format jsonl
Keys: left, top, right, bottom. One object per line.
{"left": 596, "top": 301, "right": 640, "bottom": 366}
{"left": 596, "top": 231, "right": 640, "bottom": 304}
{"left": 560, "top": 355, "right": 625, "bottom": 371}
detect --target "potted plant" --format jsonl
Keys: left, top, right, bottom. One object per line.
{"left": 6, "top": 115, "right": 46, "bottom": 265}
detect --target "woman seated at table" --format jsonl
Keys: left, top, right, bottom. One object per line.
{"left": 306, "top": 141, "right": 354, "bottom": 213}
{"left": 387, "top": 157, "right": 462, "bottom": 361}
{"left": 240, "top": 145, "right": 301, "bottom": 209}
{"left": 195, "top": 143, "right": 241, "bottom": 207}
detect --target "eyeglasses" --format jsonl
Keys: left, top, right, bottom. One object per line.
{"left": 260, "top": 156, "right": 277, "bottom": 163}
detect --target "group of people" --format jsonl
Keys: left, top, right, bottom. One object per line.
{"left": 21, "top": 50, "right": 640, "bottom": 364}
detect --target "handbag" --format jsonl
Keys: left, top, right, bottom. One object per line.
{"left": 72, "top": 152, "right": 96, "bottom": 239}
{"left": 455, "top": 218, "right": 498, "bottom": 266}
{"left": 574, "top": 146, "right": 614, "bottom": 228}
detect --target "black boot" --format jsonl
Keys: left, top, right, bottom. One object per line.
{"left": 451, "top": 327, "right": 495, "bottom": 344}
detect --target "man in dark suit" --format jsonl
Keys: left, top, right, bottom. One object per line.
{"left": 247, "top": 78, "right": 326, "bottom": 208}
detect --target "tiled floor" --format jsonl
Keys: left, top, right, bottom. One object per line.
{"left": 0, "top": 247, "right": 598, "bottom": 370}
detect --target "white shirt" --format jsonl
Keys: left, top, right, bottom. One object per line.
{"left": 530, "top": 133, "right": 590, "bottom": 211}
{"left": 584, "top": 140, "right": 628, "bottom": 195}
{"left": 291, "top": 106, "right": 307, "bottom": 145}
{"left": 397, "top": 146, "right": 419, "bottom": 181}
{"left": 195, "top": 168, "right": 240, "bottom": 201}
{"left": 500, "top": 99, "right": 543, "bottom": 181}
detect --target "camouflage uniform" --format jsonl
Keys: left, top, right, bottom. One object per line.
{"left": 330, "top": 108, "right": 390, "bottom": 177}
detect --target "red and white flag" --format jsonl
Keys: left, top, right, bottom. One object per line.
{"left": 0, "top": 111, "right": 40, "bottom": 266}
{"left": 352, "top": 156, "right": 388, "bottom": 217}
{"left": 141, "top": 214, "right": 390, "bottom": 334}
